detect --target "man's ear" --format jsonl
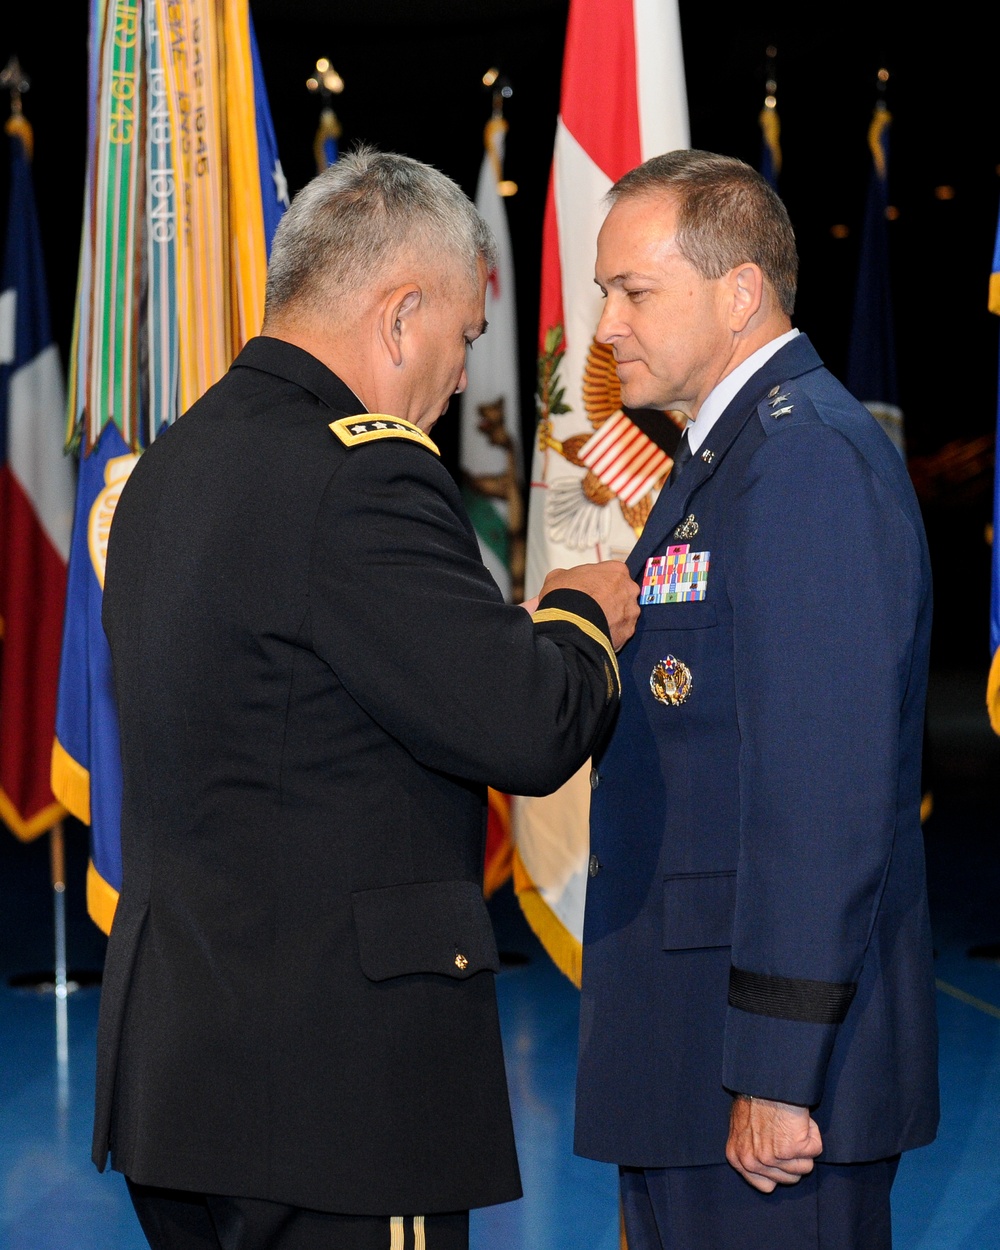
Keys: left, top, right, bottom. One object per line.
{"left": 728, "top": 263, "right": 764, "bottom": 332}
{"left": 379, "top": 284, "right": 422, "bottom": 366}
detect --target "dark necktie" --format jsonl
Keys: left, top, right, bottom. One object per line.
{"left": 668, "top": 428, "right": 692, "bottom": 487}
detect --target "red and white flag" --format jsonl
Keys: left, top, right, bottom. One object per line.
{"left": 0, "top": 115, "right": 74, "bottom": 841}
{"left": 514, "top": 0, "right": 689, "bottom": 982}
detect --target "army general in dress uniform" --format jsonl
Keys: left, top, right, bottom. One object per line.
{"left": 575, "top": 151, "right": 938, "bottom": 1250}
{"left": 93, "top": 148, "right": 640, "bottom": 1250}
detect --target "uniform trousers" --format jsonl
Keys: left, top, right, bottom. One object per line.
{"left": 620, "top": 1157, "right": 899, "bottom": 1250}
{"left": 126, "top": 1179, "right": 470, "bottom": 1250}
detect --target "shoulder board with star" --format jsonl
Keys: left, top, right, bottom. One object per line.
{"left": 328, "top": 414, "right": 440, "bottom": 456}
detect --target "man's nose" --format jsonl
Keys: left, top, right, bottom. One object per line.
{"left": 454, "top": 367, "right": 468, "bottom": 395}
{"left": 595, "top": 298, "right": 623, "bottom": 345}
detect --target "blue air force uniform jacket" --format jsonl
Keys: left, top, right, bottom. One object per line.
{"left": 575, "top": 334, "right": 939, "bottom": 1168}
{"left": 93, "top": 337, "right": 622, "bottom": 1215}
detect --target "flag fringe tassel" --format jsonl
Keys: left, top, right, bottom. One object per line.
{"left": 87, "top": 857, "right": 119, "bottom": 935}
{"left": 988, "top": 647, "right": 1000, "bottom": 736}
{"left": 512, "top": 847, "right": 582, "bottom": 988}
{"left": 51, "top": 736, "right": 92, "bottom": 824}
{"left": 989, "top": 272, "right": 1000, "bottom": 318}
{"left": 0, "top": 788, "right": 65, "bottom": 842}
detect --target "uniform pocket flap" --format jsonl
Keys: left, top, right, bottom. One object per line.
{"left": 662, "top": 871, "right": 736, "bottom": 949}
{"left": 641, "top": 602, "right": 717, "bottom": 632}
{"left": 352, "top": 880, "right": 500, "bottom": 981}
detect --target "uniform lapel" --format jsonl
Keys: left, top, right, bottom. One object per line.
{"left": 628, "top": 335, "right": 823, "bottom": 576}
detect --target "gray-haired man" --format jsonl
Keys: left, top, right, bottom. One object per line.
{"left": 93, "top": 148, "right": 639, "bottom": 1250}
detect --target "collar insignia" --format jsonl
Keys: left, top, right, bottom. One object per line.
{"left": 674, "top": 514, "right": 699, "bottom": 540}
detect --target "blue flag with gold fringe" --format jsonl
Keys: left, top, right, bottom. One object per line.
{"left": 52, "top": 429, "right": 137, "bottom": 928}
{"left": 251, "top": 12, "right": 289, "bottom": 254}
{"left": 52, "top": 0, "right": 286, "bottom": 933}
{"left": 759, "top": 99, "right": 780, "bottom": 189}
{"left": 847, "top": 101, "right": 905, "bottom": 457}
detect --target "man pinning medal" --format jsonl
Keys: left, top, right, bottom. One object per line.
{"left": 93, "top": 147, "right": 639, "bottom": 1250}
{"left": 574, "top": 150, "right": 938, "bottom": 1250}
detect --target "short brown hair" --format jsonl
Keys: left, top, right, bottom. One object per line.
{"left": 608, "top": 150, "right": 798, "bottom": 316}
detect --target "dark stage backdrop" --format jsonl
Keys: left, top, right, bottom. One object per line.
{"left": 1, "top": 2, "right": 997, "bottom": 659}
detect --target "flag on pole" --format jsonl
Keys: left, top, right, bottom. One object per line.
{"left": 461, "top": 110, "right": 523, "bottom": 603}
{"left": 314, "top": 108, "right": 341, "bottom": 173}
{"left": 759, "top": 100, "right": 780, "bottom": 189}
{"left": 987, "top": 207, "right": 1000, "bottom": 736}
{"left": 308, "top": 60, "right": 345, "bottom": 174}
{"left": 460, "top": 104, "right": 524, "bottom": 897}
{"left": 52, "top": 0, "right": 287, "bottom": 934}
{"left": 252, "top": 19, "right": 290, "bottom": 251}
{"left": 514, "top": 0, "right": 689, "bottom": 983}
{"left": 846, "top": 99, "right": 905, "bottom": 456}
{"left": 758, "top": 49, "right": 781, "bottom": 189}
{"left": 0, "top": 110, "right": 75, "bottom": 842}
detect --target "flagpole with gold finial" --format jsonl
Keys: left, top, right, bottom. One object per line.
{"left": 758, "top": 45, "right": 781, "bottom": 188}
{"left": 481, "top": 68, "right": 518, "bottom": 199}
{"left": 307, "top": 58, "right": 345, "bottom": 173}
{"left": 1, "top": 56, "right": 34, "bottom": 159}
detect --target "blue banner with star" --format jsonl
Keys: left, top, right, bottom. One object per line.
{"left": 250, "top": 11, "right": 289, "bottom": 256}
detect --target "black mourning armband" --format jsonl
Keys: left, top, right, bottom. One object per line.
{"left": 728, "top": 965, "right": 857, "bottom": 1025}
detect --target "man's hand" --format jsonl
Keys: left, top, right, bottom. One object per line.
{"left": 725, "top": 1096, "right": 823, "bottom": 1193}
{"left": 537, "top": 561, "right": 641, "bottom": 651}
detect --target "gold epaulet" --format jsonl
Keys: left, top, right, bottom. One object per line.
{"left": 329, "top": 414, "right": 440, "bottom": 456}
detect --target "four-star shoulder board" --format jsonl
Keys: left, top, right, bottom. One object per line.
{"left": 329, "top": 414, "right": 441, "bottom": 456}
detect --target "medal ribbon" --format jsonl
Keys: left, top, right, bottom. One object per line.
{"left": 66, "top": 0, "right": 109, "bottom": 450}
{"left": 87, "top": 0, "right": 145, "bottom": 452}
{"left": 143, "top": 0, "right": 179, "bottom": 441}
{"left": 158, "top": 0, "right": 229, "bottom": 413}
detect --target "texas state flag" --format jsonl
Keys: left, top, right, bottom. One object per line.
{"left": 0, "top": 115, "right": 75, "bottom": 841}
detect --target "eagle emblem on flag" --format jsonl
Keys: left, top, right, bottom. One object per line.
{"left": 537, "top": 333, "right": 685, "bottom": 549}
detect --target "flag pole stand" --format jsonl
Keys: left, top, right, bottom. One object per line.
{"left": 50, "top": 822, "right": 70, "bottom": 1110}
{"left": 7, "top": 821, "right": 102, "bottom": 994}
{"left": 50, "top": 821, "right": 69, "bottom": 997}
{"left": 5, "top": 824, "right": 103, "bottom": 1112}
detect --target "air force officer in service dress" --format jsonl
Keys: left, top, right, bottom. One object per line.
{"left": 94, "top": 148, "right": 640, "bottom": 1250}
{"left": 575, "top": 151, "right": 938, "bottom": 1250}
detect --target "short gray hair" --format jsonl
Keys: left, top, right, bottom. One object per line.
{"left": 608, "top": 150, "right": 798, "bottom": 317}
{"left": 264, "top": 146, "right": 497, "bottom": 319}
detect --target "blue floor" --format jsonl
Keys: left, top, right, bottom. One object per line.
{"left": 3, "top": 908, "right": 1000, "bottom": 1249}
{"left": 2, "top": 670, "right": 999, "bottom": 1249}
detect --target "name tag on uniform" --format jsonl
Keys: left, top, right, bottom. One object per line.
{"left": 640, "top": 544, "right": 710, "bottom": 605}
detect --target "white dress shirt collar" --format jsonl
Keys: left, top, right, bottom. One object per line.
{"left": 684, "top": 328, "right": 800, "bottom": 454}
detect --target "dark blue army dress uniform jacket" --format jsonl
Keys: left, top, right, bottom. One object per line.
{"left": 575, "top": 334, "right": 939, "bottom": 1168}
{"left": 93, "top": 337, "right": 622, "bottom": 1216}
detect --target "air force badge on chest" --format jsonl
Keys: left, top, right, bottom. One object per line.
{"left": 640, "top": 543, "right": 710, "bottom": 605}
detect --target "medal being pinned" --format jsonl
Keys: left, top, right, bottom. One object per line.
{"left": 650, "top": 655, "right": 692, "bottom": 706}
